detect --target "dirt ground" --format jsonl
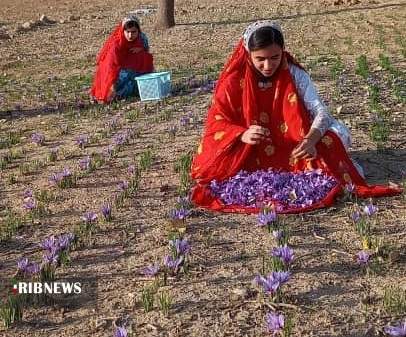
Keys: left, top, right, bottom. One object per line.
{"left": 1, "top": 0, "right": 406, "bottom": 336}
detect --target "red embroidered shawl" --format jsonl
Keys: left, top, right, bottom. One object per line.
{"left": 89, "top": 23, "right": 153, "bottom": 103}
{"left": 190, "top": 40, "right": 402, "bottom": 213}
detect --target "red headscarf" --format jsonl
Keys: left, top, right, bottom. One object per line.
{"left": 89, "top": 20, "right": 153, "bottom": 103}
{"left": 190, "top": 40, "right": 402, "bottom": 213}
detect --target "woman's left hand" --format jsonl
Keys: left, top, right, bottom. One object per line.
{"left": 292, "top": 139, "right": 317, "bottom": 160}
{"left": 130, "top": 47, "right": 143, "bottom": 53}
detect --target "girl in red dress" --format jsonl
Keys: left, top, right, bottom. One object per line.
{"left": 90, "top": 15, "right": 154, "bottom": 103}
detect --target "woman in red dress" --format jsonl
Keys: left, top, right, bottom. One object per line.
{"left": 190, "top": 21, "right": 402, "bottom": 213}
{"left": 90, "top": 15, "right": 154, "bottom": 103}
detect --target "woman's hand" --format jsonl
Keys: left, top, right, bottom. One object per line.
{"left": 130, "top": 47, "right": 143, "bottom": 53}
{"left": 240, "top": 125, "right": 269, "bottom": 145}
{"left": 291, "top": 139, "right": 317, "bottom": 160}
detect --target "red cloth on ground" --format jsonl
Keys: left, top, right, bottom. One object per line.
{"left": 89, "top": 24, "right": 153, "bottom": 103}
{"left": 190, "top": 40, "right": 402, "bottom": 214}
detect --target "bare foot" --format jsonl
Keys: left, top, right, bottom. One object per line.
{"left": 107, "top": 86, "right": 116, "bottom": 103}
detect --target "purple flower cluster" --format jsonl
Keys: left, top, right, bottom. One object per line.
{"left": 78, "top": 156, "right": 91, "bottom": 171}
{"left": 49, "top": 168, "right": 73, "bottom": 185}
{"left": 30, "top": 133, "right": 44, "bottom": 144}
{"left": 384, "top": 320, "right": 406, "bottom": 337}
{"left": 210, "top": 168, "right": 338, "bottom": 210}
{"left": 255, "top": 270, "right": 291, "bottom": 297}
{"left": 271, "top": 244, "right": 295, "bottom": 267}
{"left": 17, "top": 233, "right": 74, "bottom": 275}
{"left": 76, "top": 135, "right": 89, "bottom": 147}
{"left": 266, "top": 312, "right": 285, "bottom": 336}
{"left": 81, "top": 210, "right": 98, "bottom": 223}
{"left": 101, "top": 203, "right": 112, "bottom": 221}
{"left": 113, "top": 327, "right": 127, "bottom": 337}
{"left": 17, "top": 258, "right": 41, "bottom": 275}
{"left": 141, "top": 261, "right": 160, "bottom": 276}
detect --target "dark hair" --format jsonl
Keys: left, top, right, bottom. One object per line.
{"left": 123, "top": 20, "right": 140, "bottom": 32}
{"left": 248, "top": 26, "right": 284, "bottom": 51}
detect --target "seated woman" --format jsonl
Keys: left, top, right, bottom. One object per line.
{"left": 190, "top": 20, "right": 402, "bottom": 214}
{"left": 90, "top": 15, "right": 154, "bottom": 103}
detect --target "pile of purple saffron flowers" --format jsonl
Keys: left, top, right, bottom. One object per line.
{"left": 210, "top": 168, "right": 338, "bottom": 209}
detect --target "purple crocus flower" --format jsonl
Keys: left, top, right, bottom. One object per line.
{"left": 255, "top": 274, "right": 280, "bottom": 296}
{"left": 164, "top": 254, "right": 184, "bottom": 273}
{"left": 24, "top": 198, "right": 36, "bottom": 210}
{"left": 358, "top": 250, "right": 371, "bottom": 264}
{"left": 128, "top": 165, "right": 136, "bottom": 175}
{"left": 103, "top": 145, "right": 114, "bottom": 157}
{"left": 271, "top": 244, "right": 295, "bottom": 266}
{"left": 114, "top": 134, "right": 125, "bottom": 145}
{"left": 78, "top": 156, "right": 91, "bottom": 171}
{"left": 42, "top": 248, "right": 59, "bottom": 265}
{"left": 101, "top": 203, "right": 112, "bottom": 219}
{"left": 266, "top": 312, "right": 285, "bottom": 336}
{"left": 384, "top": 320, "right": 406, "bottom": 337}
{"left": 81, "top": 210, "right": 98, "bottom": 223}
{"left": 49, "top": 172, "right": 62, "bottom": 184}
{"left": 113, "top": 327, "right": 127, "bottom": 337}
{"left": 256, "top": 270, "right": 291, "bottom": 297}
{"left": 272, "top": 229, "right": 283, "bottom": 241}
{"left": 59, "top": 233, "right": 74, "bottom": 250}
{"left": 22, "top": 261, "right": 41, "bottom": 275}
{"left": 168, "top": 206, "right": 190, "bottom": 221}
{"left": 363, "top": 203, "right": 377, "bottom": 216}
{"left": 345, "top": 183, "right": 355, "bottom": 194}
{"left": 118, "top": 180, "right": 129, "bottom": 191}
{"left": 76, "top": 135, "right": 89, "bottom": 146}
{"left": 31, "top": 133, "right": 44, "bottom": 144}
{"left": 257, "top": 210, "right": 277, "bottom": 227}
{"left": 17, "top": 258, "right": 29, "bottom": 271}
{"left": 169, "top": 238, "right": 190, "bottom": 256}
{"left": 351, "top": 212, "right": 361, "bottom": 222}
{"left": 39, "top": 235, "right": 57, "bottom": 250}
{"left": 141, "top": 262, "right": 160, "bottom": 276}
{"left": 61, "top": 168, "right": 72, "bottom": 178}
{"left": 23, "top": 189, "right": 33, "bottom": 198}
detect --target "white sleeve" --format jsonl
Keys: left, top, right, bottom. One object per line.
{"left": 289, "top": 63, "right": 332, "bottom": 135}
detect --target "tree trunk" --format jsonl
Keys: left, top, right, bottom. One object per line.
{"left": 154, "top": 0, "right": 175, "bottom": 30}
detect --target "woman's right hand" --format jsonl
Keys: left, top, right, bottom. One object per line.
{"left": 240, "top": 125, "right": 269, "bottom": 145}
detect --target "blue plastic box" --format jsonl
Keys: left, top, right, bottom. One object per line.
{"left": 135, "top": 71, "right": 171, "bottom": 101}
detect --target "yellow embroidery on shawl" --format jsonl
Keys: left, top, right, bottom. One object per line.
{"left": 322, "top": 135, "right": 333, "bottom": 147}
{"left": 343, "top": 173, "right": 352, "bottom": 183}
{"left": 306, "top": 160, "right": 314, "bottom": 170}
{"left": 193, "top": 165, "right": 200, "bottom": 171}
{"left": 214, "top": 131, "right": 225, "bottom": 141}
{"left": 197, "top": 142, "right": 203, "bottom": 154}
{"left": 288, "top": 93, "right": 297, "bottom": 106}
{"left": 260, "top": 111, "right": 269, "bottom": 124}
{"left": 300, "top": 128, "right": 305, "bottom": 137}
{"left": 214, "top": 114, "right": 224, "bottom": 120}
{"left": 265, "top": 145, "right": 275, "bottom": 156}
{"left": 240, "top": 78, "right": 244, "bottom": 89}
{"left": 280, "top": 122, "right": 288, "bottom": 133}
{"left": 289, "top": 157, "right": 298, "bottom": 166}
